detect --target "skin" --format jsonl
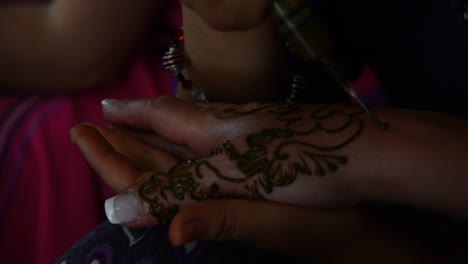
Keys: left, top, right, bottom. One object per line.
{"left": 170, "top": 200, "right": 465, "bottom": 264}
{"left": 72, "top": 124, "right": 424, "bottom": 264}
{"left": 181, "top": 0, "right": 272, "bottom": 31}
{"left": 180, "top": 4, "right": 288, "bottom": 102}
{"left": 80, "top": 97, "right": 468, "bottom": 223}
{"left": 136, "top": 103, "right": 368, "bottom": 223}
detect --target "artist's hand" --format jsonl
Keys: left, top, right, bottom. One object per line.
{"left": 72, "top": 96, "right": 374, "bottom": 226}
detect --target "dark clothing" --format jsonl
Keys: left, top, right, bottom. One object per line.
{"left": 315, "top": 0, "right": 468, "bottom": 115}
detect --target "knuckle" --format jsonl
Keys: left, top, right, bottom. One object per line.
{"left": 97, "top": 147, "right": 119, "bottom": 171}
{"left": 199, "top": 111, "right": 229, "bottom": 147}
{"left": 202, "top": 110, "right": 219, "bottom": 124}
{"left": 215, "top": 201, "right": 240, "bottom": 241}
{"left": 150, "top": 95, "right": 175, "bottom": 109}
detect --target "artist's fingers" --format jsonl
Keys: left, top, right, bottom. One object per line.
{"left": 91, "top": 125, "right": 179, "bottom": 172}
{"left": 181, "top": 0, "right": 272, "bottom": 31}
{"left": 102, "top": 97, "right": 225, "bottom": 154}
{"left": 70, "top": 123, "right": 145, "bottom": 192}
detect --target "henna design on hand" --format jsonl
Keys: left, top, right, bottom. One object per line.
{"left": 139, "top": 103, "right": 367, "bottom": 223}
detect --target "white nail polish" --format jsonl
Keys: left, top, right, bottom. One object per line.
{"left": 101, "top": 99, "right": 117, "bottom": 106}
{"left": 184, "top": 241, "right": 198, "bottom": 253}
{"left": 105, "top": 191, "right": 143, "bottom": 224}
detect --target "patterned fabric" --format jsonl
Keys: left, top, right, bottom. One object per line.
{"left": 57, "top": 222, "right": 205, "bottom": 264}
{"left": 58, "top": 221, "right": 299, "bottom": 264}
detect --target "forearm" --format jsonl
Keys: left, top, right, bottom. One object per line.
{"left": 0, "top": 0, "right": 161, "bottom": 92}
{"left": 351, "top": 108, "right": 468, "bottom": 221}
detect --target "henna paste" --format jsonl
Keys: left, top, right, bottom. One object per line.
{"left": 139, "top": 103, "right": 373, "bottom": 223}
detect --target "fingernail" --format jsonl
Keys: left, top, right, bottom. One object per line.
{"left": 183, "top": 241, "right": 199, "bottom": 254}
{"left": 101, "top": 99, "right": 118, "bottom": 107}
{"left": 69, "top": 127, "right": 78, "bottom": 144}
{"left": 105, "top": 190, "right": 143, "bottom": 224}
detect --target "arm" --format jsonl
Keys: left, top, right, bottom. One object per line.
{"left": 363, "top": 108, "right": 468, "bottom": 221}
{"left": 0, "top": 0, "right": 161, "bottom": 92}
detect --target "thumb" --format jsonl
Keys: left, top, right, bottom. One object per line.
{"left": 169, "top": 200, "right": 365, "bottom": 252}
{"left": 169, "top": 201, "right": 433, "bottom": 264}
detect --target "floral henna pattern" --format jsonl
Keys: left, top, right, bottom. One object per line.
{"left": 138, "top": 161, "right": 220, "bottom": 224}
{"left": 139, "top": 103, "right": 367, "bottom": 223}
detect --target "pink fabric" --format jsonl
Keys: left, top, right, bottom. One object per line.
{"left": 0, "top": 58, "right": 172, "bottom": 263}
{"left": 0, "top": 1, "right": 181, "bottom": 262}
{"left": 354, "top": 65, "right": 386, "bottom": 105}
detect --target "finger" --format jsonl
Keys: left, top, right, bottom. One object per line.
{"left": 102, "top": 96, "right": 223, "bottom": 154}
{"left": 112, "top": 126, "right": 196, "bottom": 161}
{"left": 70, "top": 123, "right": 145, "bottom": 192}
{"left": 181, "top": 0, "right": 273, "bottom": 31}
{"left": 102, "top": 98, "right": 288, "bottom": 154}
{"left": 91, "top": 125, "right": 179, "bottom": 172}
{"left": 170, "top": 200, "right": 364, "bottom": 247}
{"left": 102, "top": 147, "right": 244, "bottom": 227}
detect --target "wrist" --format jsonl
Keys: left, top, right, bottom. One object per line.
{"left": 339, "top": 107, "right": 398, "bottom": 205}
{"left": 349, "top": 109, "right": 468, "bottom": 219}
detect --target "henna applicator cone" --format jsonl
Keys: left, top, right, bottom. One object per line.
{"left": 273, "top": 0, "right": 387, "bottom": 128}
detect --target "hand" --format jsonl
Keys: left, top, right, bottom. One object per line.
{"left": 68, "top": 125, "right": 448, "bottom": 263}
{"left": 72, "top": 96, "right": 379, "bottom": 226}
{"left": 70, "top": 97, "right": 468, "bottom": 263}
{"left": 68, "top": 123, "right": 370, "bottom": 263}
{"left": 73, "top": 96, "right": 468, "bottom": 226}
